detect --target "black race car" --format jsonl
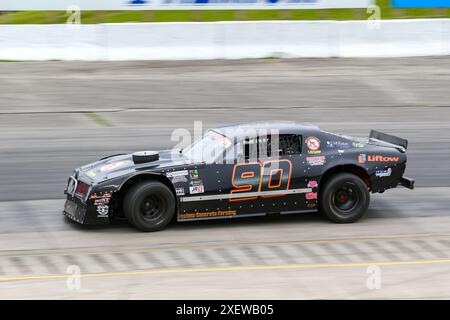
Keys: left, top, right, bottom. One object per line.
{"left": 63, "top": 122, "right": 414, "bottom": 232}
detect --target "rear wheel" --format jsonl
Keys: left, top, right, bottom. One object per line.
{"left": 319, "top": 173, "right": 369, "bottom": 223}
{"left": 123, "top": 181, "right": 175, "bottom": 232}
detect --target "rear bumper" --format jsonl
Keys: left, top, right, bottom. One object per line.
{"left": 400, "top": 176, "right": 415, "bottom": 190}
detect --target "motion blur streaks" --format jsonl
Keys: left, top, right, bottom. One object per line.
{"left": 0, "top": 58, "right": 449, "bottom": 299}
{"left": 1, "top": 58, "right": 450, "bottom": 200}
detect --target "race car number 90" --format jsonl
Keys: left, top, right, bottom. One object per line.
{"left": 230, "top": 159, "right": 292, "bottom": 202}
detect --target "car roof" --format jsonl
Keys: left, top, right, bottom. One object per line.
{"left": 213, "top": 121, "right": 320, "bottom": 141}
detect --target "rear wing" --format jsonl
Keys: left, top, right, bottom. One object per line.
{"left": 369, "top": 130, "right": 408, "bottom": 152}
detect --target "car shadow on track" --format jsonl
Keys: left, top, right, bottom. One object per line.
{"left": 61, "top": 204, "right": 397, "bottom": 233}
{"left": 170, "top": 211, "right": 324, "bottom": 231}
{"left": 62, "top": 211, "right": 326, "bottom": 233}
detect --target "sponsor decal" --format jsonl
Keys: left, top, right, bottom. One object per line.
{"left": 359, "top": 154, "right": 400, "bottom": 164}
{"left": 358, "top": 154, "right": 367, "bottom": 164}
{"left": 353, "top": 142, "right": 365, "bottom": 148}
{"left": 326, "top": 141, "right": 351, "bottom": 149}
{"left": 305, "top": 136, "right": 321, "bottom": 155}
{"left": 375, "top": 168, "right": 392, "bottom": 178}
{"left": 166, "top": 170, "right": 188, "bottom": 178}
{"left": 179, "top": 210, "right": 237, "bottom": 220}
{"left": 189, "top": 169, "right": 199, "bottom": 180}
{"left": 99, "top": 161, "right": 130, "bottom": 172}
{"left": 86, "top": 170, "right": 97, "bottom": 178}
{"left": 190, "top": 179, "right": 203, "bottom": 186}
{"left": 176, "top": 187, "right": 185, "bottom": 196}
{"left": 94, "top": 198, "right": 109, "bottom": 205}
{"left": 189, "top": 185, "right": 204, "bottom": 194}
{"left": 306, "top": 156, "right": 326, "bottom": 166}
{"left": 306, "top": 192, "right": 318, "bottom": 200}
{"left": 307, "top": 181, "right": 318, "bottom": 188}
{"left": 96, "top": 205, "right": 109, "bottom": 216}
{"left": 90, "top": 193, "right": 112, "bottom": 199}
{"left": 372, "top": 155, "right": 400, "bottom": 162}
{"left": 171, "top": 175, "right": 188, "bottom": 184}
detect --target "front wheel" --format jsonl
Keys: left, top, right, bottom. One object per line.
{"left": 319, "top": 173, "right": 370, "bottom": 223}
{"left": 123, "top": 181, "right": 176, "bottom": 232}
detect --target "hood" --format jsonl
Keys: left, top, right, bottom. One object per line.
{"left": 75, "top": 149, "right": 188, "bottom": 183}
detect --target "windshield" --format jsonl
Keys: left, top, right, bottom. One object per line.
{"left": 182, "top": 130, "right": 232, "bottom": 163}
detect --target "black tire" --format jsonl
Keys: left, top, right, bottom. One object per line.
{"left": 319, "top": 173, "right": 370, "bottom": 223}
{"left": 123, "top": 181, "right": 176, "bottom": 232}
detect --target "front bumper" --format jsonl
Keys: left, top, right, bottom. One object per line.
{"left": 63, "top": 195, "right": 111, "bottom": 225}
{"left": 63, "top": 198, "right": 87, "bottom": 224}
{"left": 63, "top": 174, "right": 112, "bottom": 225}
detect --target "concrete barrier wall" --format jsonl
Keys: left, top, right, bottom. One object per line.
{"left": 0, "top": 19, "right": 449, "bottom": 60}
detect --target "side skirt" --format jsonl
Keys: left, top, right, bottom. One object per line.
{"left": 177, "top": 209, "right": 318, "bottom": 222}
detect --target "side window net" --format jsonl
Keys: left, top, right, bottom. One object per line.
{"left": 240, "top": 134, "right": 301, "bottom": 160}
{"left": 278, "top": 135, "right": 301, "bottom": 156}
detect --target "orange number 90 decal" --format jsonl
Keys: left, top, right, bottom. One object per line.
{"left": 230, "top": 159, "right": 292, "bottom": 202}
{"left": 230, "top": 162, "right": 262, "bottom": 202}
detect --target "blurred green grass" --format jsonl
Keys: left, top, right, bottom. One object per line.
{"left": 0, "top": 0, "right": 449, "bottom": 23}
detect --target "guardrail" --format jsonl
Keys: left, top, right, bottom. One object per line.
{"left": 0, "top": 19, "right": 449, "bottom": 60}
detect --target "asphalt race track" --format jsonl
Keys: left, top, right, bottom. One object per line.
{"left": 0, "top": 57, "right": 450, "bottom": 299}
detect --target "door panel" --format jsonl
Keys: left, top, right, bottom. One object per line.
{"left": 177, "top": 138, "right": 318, "bottom": 220}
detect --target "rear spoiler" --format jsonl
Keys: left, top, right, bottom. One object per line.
{"left": 369, "top": 130, "right": 408, "bottom": 151}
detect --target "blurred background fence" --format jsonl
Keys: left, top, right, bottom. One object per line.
{"left": 1, "top": 0, "right": 450, "bottom": 60}
{"left": 1, "top": 19, "right": 450, "bottom": 60}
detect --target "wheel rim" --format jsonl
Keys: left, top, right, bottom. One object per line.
{"left": 139, "top": 195, "right": 165, "bottom": 222}
{"left": 332, "top": 182, "right": 360, "bottom": 213}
